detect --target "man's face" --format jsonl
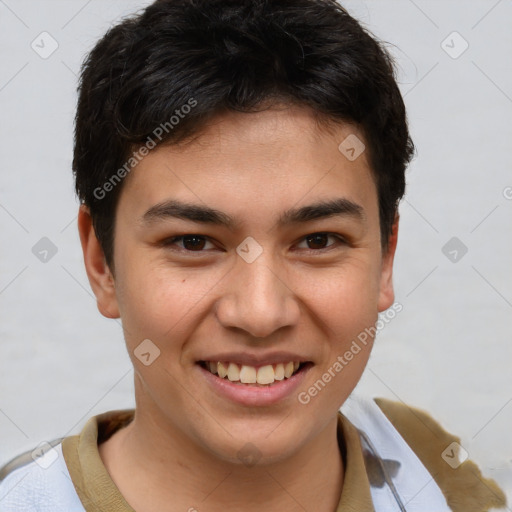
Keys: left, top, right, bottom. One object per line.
{"left": 92, "top": 106, "right": 396, "bottom": 463}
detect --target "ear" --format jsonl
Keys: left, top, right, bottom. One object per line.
{"left": 377, "top": 214, "right": 399, "bottom": 312}
{"left": 77, "top": 204, "right": 120, "bottom": 319}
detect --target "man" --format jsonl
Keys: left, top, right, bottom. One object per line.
{"left": 0, "top": 0, "right": 507, "bottom": 510}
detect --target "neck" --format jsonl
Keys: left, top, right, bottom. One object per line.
{"left": 99, "top": 398, "right": 344, "bottom": 512}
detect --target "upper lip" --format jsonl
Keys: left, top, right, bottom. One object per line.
{"left": 198, "top": 352, "right": 311, "bottom": 367}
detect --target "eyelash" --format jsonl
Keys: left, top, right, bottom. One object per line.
{"left": 162, "top": 232, "right": 347, "bottom": 254}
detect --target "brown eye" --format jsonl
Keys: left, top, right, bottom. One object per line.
{"left": 295, "top": 232, "right": 346, "bottom": 251}
{"left": 181, "top": 235, "right": 207, "bottom": 250}
{"left": 306, "top": 233, "right": 329, "bottom": 249}
{"left": 163, "top": 235, "right": 215, "bottom": 251}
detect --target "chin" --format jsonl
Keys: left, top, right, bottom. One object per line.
{"left": 196, "top": 416, "right": 311, "bottom": 467}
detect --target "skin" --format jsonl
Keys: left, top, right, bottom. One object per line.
{"left": 79, "top": 105, "right": 398, "bottom": 512}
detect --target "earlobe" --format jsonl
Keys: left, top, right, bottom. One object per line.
{"left": 77, "top": 204, "right": 120, "bottom": 319}
{"left": 377, "top": 215, "right": 399, "bottom": 312}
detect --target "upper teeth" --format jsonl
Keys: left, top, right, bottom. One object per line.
{"left": 206, "top": 361, "right": 301, "bottom": 385}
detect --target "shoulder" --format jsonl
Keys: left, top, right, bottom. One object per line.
{"left": 375, "top": 397, "right": 508, "bottom": 512}
{"left": 0, "top": 439, "right": 85, "bottom": 511}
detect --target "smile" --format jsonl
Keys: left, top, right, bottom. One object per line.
{"left": 200, "top": 361, "right": 305, "bottom": 386}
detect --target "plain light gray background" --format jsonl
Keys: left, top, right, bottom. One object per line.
{"left": 1, "top": 0, "right": 511, "bottom": 505}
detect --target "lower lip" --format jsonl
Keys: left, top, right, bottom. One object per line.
{"left": 197, "top": 363, "right": 312, "bottom": 406}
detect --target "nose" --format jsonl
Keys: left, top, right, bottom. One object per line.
{"left": 215, "top": 254, "right": 301, "bottom": 338}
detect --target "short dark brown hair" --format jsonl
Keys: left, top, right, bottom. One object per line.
{"left": 73, "top": 0, "right": 414, "bottom": 269}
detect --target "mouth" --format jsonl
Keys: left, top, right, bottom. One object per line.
{"left": 198, "top": 360, "right": 310, "bottom": 386}
{"left": 196, "top": 356, "right": 313, "bottom": 406}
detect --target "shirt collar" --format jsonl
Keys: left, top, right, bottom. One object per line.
{"left": 62, "top": 409, "right": 375, "bottom": 512}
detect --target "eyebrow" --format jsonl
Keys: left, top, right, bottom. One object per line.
{"left": 140, "top": 198, "right": 365, "bottom": 228}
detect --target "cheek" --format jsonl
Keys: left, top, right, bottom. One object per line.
{"left": 296, "top": 257, "right": 381, "bottom": 333}
{"left": 114, "top": 256, "right": 226, "bottom": 349}
{"left": 296, "top": 266, "right": 379, "bottom": 411}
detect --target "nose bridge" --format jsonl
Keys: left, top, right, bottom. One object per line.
{"left": 216, "top": 249, "right": 299, "bottom": 338}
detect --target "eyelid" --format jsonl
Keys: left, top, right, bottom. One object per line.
{"left": 293, "top": 232, "right": 348, "bottom": 251}
{"left": 161, "top": 232, "right": 348, "bottom": 253}
{"left": 162, "top": 235, "right": 218, "bottom": 252}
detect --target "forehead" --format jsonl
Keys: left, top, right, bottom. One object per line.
{"left": 117, "top": 106, "right": 378, "bottom": 227}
